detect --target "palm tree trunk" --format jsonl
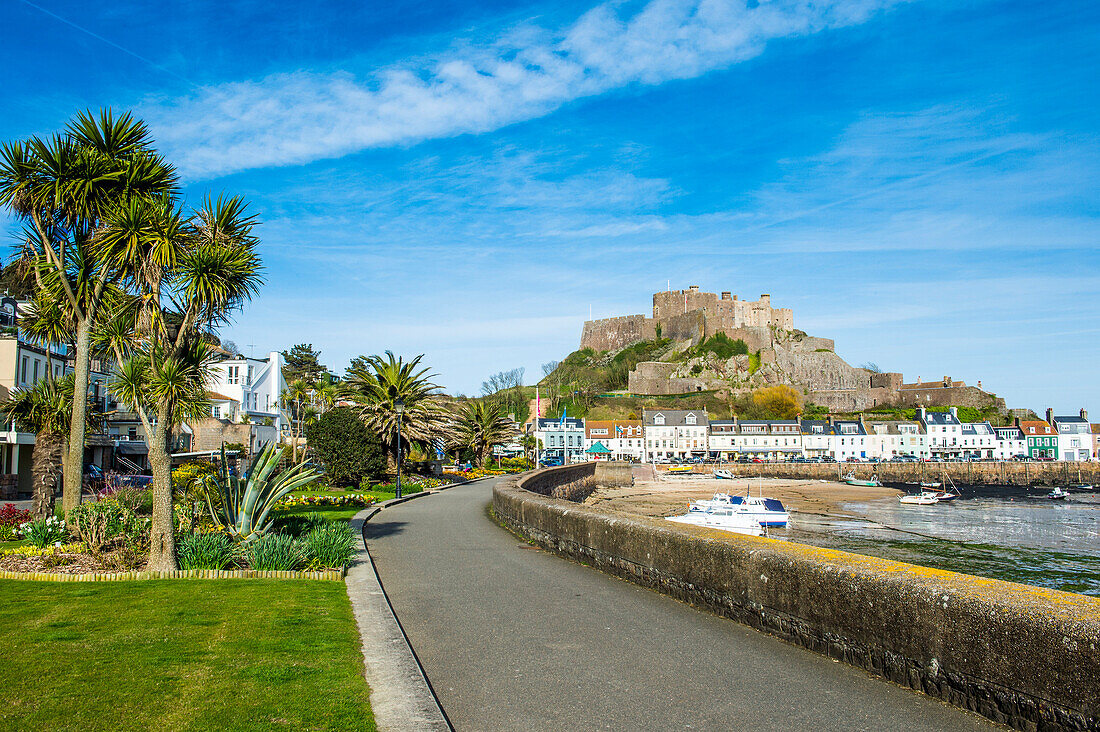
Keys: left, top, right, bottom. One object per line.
{"left": 31, "top": 432, "right": 62, "bottom": 520}
{"left": 62, "top": 318, "right": 93, "bottom": 513}
{"left": 146, "top": 405, "right": 177, "bottom": 571}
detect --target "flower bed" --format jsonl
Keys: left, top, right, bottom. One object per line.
{"left": 279, "top": 493, "right": 376, "bottom": 508}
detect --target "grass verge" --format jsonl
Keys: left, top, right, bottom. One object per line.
{"left": 0, "top": 579, "right": 375, "bottom": 731}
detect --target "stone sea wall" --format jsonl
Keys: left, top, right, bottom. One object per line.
{"left": 494, "top": 465, "right": 1100, "bottom": 731}
{"left": 695, "top": 461, "right": 1100, "bottom": 487}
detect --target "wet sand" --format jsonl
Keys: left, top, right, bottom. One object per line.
{"left": 584, "top": 474, "right": 903, "bottom": 519}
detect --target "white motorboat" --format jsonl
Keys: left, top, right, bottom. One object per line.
{"left": 1047, "top": 487, "right": 1068, "bottom": 500}
{"left": 666, "top": 506, "right": 764, "bottom": 536}
{"left": 899, "top": 493, "right": 939, "bottom": 505}
{"left": 689, "top": 492, "right": 790, "bottom": 527}
{"left": 714, "top": 469, "right": 735, "bottom": 480}
{"left": 843, "top": 471, "right": 882, "bottom": 487}
{"left": 919, "top": 481, "right": 941, "bottom": 489}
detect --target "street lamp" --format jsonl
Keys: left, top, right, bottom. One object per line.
{"left": 395, "top": 398, "right": 405, "bottom": 499}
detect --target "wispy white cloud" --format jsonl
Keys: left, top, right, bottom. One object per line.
{"left": 144, "top": 0, "right": 906, "bottom": 178}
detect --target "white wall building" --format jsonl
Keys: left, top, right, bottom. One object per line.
{"left": 831, "top": 419, "right": 869, "bottom": 461}
{"left": 1048, "top": 409, "right": 1092, "bottom": 462}
{"left": 960, "top": 422, "right": 997, "bottom": 459}
{"left": 993, "top": 426, "right": 1027, "bottom": 461}
{"left": 865, "top": 421, "right": 928, "bottom": 460}
{"left": 643, "top": 410, "right": 709, "bottom": 461}
{"left": 918, "top": 407, "right": 964, "bottom": 458}
{"left": 535, "top": 417, "right": 586, "bottom": 463}
{"left": 584, "top": 421, "right": 644, "bottom": 461}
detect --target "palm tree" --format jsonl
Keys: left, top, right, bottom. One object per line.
{"left": 453, "top": 401, "right": 518, "bottom": 468}
{"left": 314, "top": 382, "right": 338, "bottom": 414}
{"left": 279, "top": 379, "right": 311, "bottom": 463}
{"left": 0, "top": 375, "right": 101, "bottom": 518}
{"left": 343, "top": 352, "right": 452, "bottom": 471}
{"left": 0, "top": 109, "right": 178, "bottom": 512}
{"left": 99, "top": 194, "right": 261, "bottom": 570}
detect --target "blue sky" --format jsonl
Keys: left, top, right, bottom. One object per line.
{"left": 1, "top": 0, "right": 1098, "bottom": 413}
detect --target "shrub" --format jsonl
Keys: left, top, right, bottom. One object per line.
{"left": 245, "top": 533, "right": 305, "bottom": 571}
{"left": 303, "top": 522, "right": 357, "bottom": 569}
{"left": 178, "top": 533, "right": 236, "bottom": 570}
{"left": 699, "top": 333, "right": 749, "bottom": 359}
{"left": 67, "top": 500, "right": 125, "bottom": 552}
{"left": 272, "top": 511, "right": 327, "bottom": 537}
{"left": 0, "top": 525, "right": 16, "bottom": 541}
{"left": 0, "top": 503, "right": 32, "bottom": 528}
{"left": 19, "top": 517, "right": 68, "bottom": 548}
{"left": 307, "top": 407, "right": 387, "bottom": 487}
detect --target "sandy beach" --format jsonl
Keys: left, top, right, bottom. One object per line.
{"left": 583, "top": 472, "right": 903, "bottom": 519}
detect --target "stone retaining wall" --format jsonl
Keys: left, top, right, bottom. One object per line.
{"left": 693, "top": 461, "right": 1100, "bottom": 487}
{"left": 493, "top": 466, "right": 1100, "bottom": 731}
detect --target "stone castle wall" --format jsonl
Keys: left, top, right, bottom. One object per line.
{"left": 579, "top": 314, "right": 656, "bottom": 353}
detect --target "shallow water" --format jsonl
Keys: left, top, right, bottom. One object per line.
{"left": 775, "top": 487, "right": 1100, "bottom": 597}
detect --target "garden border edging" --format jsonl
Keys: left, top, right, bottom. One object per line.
{"left": 0, "top": 568, "right": 346, "bottom": 581}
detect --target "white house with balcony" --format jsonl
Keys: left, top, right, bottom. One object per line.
{"left": 993, "top": 425, "right": 1027, "bottom": 460}
{"left": 206, "top": 351, "right": 289, "bottom": 432}
{"left": 918, "top": 407, "right": 964, "bottom": 458}
{"left": 960, "top": 422, "right": 997, "bottom": 460}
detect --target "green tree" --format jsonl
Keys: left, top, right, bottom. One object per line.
{"left": 307, "top": 407, "right": 386, "bottom": 487}
{"left": 282, "top": 343, "right": 326, "bottom": 385}
{"left": 101, "top": 193, "right": 262, "bottom": 570}
{"left": 0, "top": 109, "right": 178, "bottom": 512}
{"left": 0, "top": 374, "right": 102, "bottom": 518}
{"left": 343, "top": 352, "right": 452, "bottom": 470}
{"left": 452, "top": 401, "right": 518, "bottom": 468}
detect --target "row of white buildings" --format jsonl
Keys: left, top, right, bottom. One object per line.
{"left": 532, "top": 407, "right": 1097, "bottom": 464}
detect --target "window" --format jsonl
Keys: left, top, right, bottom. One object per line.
{"left": 653, "top": 414, "right": 665, "bottom": 425}
{"left": 227, "top": 365, "right": 240, "bottom": 385}
{"left": 20, "top": 356, "right": 27, "bottom": 383}
{"left": 33, "top": 359, "right": 40, "bottom": 382}
{"left": 247, "top": 365, "right": 254, "bottom": 385}
{"left": 685, "top": 414, "right": 697, "bottom": 425}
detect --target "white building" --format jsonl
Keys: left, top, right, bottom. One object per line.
{"left": 831, "top": 419, "right": 869, "bottom": 461}
{"left": 708, "top": 419, "right": 802, "bottom": 461}
{"left": 960, "top": 422, "right": 997, "bottom": 460}
{"left": 865, "top": 421, "right": 928, "bottom": 460}
{"left": 799, "top": 419, "right": 835, "bottom": 459}
{"left": 993, "top": 425, "right": 1027, "bottom": 461}
{"left": 207, "top": 351, "right": 289, "bottom": 432}
{"left": 1048, "top": 409, "right": 1092, "bottom": 462}
{"left": 918, "top": 407, "right": 964, "bottom": 459}
{"left": 643, "top": 410, "right": 708, "bottom": 461}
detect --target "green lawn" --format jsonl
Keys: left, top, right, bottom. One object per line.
{"left": 0, "top": 579, "right": 375, "bottom": 732}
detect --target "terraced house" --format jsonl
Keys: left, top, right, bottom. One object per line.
{"left": 1047, "top": 409, "right": 1091, "bottom": 462}
{"left": 1017, "top": 419, "right": 1057, "bottom": 459}
{"left": 643, "top": 409, "right": 708, "bottom": 461}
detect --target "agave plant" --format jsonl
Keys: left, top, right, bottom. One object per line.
{"left": 200, "top": 443, "right": 319, "bottom": 542}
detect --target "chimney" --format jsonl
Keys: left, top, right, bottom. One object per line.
{"left": 949, "top": 406, "right": 958, "bottom": 419}
{"left": 1081, "top": 408, "right": 1088, "bottom": 421}
{"left": 916, "top": 376, "right": 921, "bottom": 385}
{"left": 826, "top": 414, "right": 833, "bottom": 425}
{"left": 977, "top": 380, "right": 982, "bottom": 390}
{"left": 1045, "top": 407, "right": 1054, "bottom": 426}
{"left": 917, "top": 406, "right": 926, "bottom": 422}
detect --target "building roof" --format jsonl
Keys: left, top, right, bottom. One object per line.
{"left": 1052, "top": 415, "right": 1088, "bottom": 424}
{"left": 536, "top": 417, "right": 584, "bottom": 430}
{"left": 994, "top": 426, "right": 1025, "bottom": 439}
{"left": 585, "top": 420, "right": 641, "bottom": 439}
{"left": 832, "top": 420, "right": 867, "bottom": 435}
{"left": 961, "top": 422, "right": 994, "bottom": 435}
{"left": 207, "top": 391, "right": 238, "bottom": 403}
{"left": 799, "top": 419, "right": 836, "bottom": 435}
{"left": 585, "top": 441, "right": 611, "bottom": 453}
{"left": 642, "top": 409, "right": 709, "bottom": 426}
{"left": 1018, "top": 420, "right": 1054, "bottom": 436}
{"left": 920, "top": 410, "right": 961, "bottom": 426}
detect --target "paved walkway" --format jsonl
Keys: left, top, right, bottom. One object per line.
{"left": 365, "top": 477, "right": 999, "bottom": 731}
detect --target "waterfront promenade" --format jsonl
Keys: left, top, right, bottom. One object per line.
{"left": 366, "top": 478, "right": 996, "bottom": 731}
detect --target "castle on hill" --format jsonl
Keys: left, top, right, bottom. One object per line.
{"left": 581, "top": 286, "right": 794, "bottom": 353}
{"left": 577, "top": 285, "right": 1006, "bottom": 414}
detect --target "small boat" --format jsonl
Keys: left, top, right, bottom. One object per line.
{"left": 666, "top": 506, "right": 764, "bottom": 536}
{"left": 843, "top": 471, "right": 882, "bottom": 488}
{"left": 714, "top": 469, "right": 735, "bottom": 480}
{"left": 1047, "top": 487, "right": 1068, "bottom": 500}
{"left": 1071, "top": 484, "right": 1093, "bottom": 491}
{"left": 900, "top": 493, "right": 939, "bottom": 505}
{"left": 919, "top": 481, "right": 941, "bottom": 489}
{"left": 667, "top": 465, "right": 694, "bottom": 474}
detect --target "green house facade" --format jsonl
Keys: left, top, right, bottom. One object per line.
{"left": 1026, "top": 435, "right": 1058, "bottom": 459}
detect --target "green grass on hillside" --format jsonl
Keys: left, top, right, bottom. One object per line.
{"left": 0, "top": 579, "right": 374, "bottom": 732}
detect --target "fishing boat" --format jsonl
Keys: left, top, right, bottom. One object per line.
{"left": 714, "top": 469, "right": 735, "bottom": 480}
{"left": 666, "top": 506, "right": 764, "bottom": 536}
{"left": 667, "top": 465, "right": 694, "bottom": 474}
{"left": 843, "top": 471, "right": 882, "bottom": 488}
{"left": 1047, "top": 486, "right": 1068, "bottom": 500}
{"left": 689, "top": 491, "right": 790, "bottom": 528}
{"left": 899, "top": 493, "right": 939, "bottom": 505}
